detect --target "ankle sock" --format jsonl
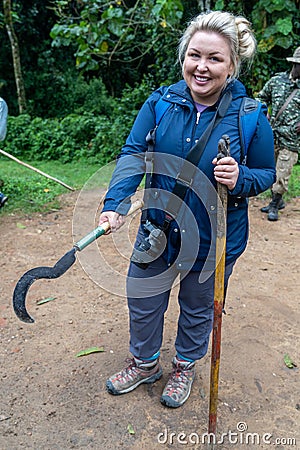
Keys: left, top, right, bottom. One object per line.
{"left": 134, "top": 355, "right": 159, "bottom": 370}
{"left": 175, "top": 354, "right": 195, "bottom": 369}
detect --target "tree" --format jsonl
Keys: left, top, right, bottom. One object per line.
{"left": 49, "top": 0, "right": 300, "bottom": 96}
{"left": 249, "top": 0, "right": 300, "bottom": 92}
{"left": 3, "top": 0, "right": 26, "bottom": 113}
{"left": 0, "top": 0, "right": 299, "bottom": 117}
{"left": 50, "top": 0, "right": 184, "bottom": 95}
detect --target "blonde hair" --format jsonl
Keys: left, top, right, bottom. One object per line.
{"left": 178, "top": 11, "right": 256, "bottom": 78}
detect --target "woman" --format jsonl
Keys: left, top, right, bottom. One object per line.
{"left": 98, "top": 11, "right": 276, "bottom": 408}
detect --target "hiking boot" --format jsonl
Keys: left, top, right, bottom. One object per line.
{"left": 160, "top": 356, "right": 195, "bottom": 408}
{"left": 0, "top": 192, "right": 8, "bottom": 209}
{"left": 266, "top": 193, "right": 284, "bottom": 221}
{"left": 268, "top": 207, "right": 279, "bottom": 221}
{"left": 106, "top": 357, "right": 162, "bottom": 395}
{"left": 261, "top": 194, "right": 285, "bottom": 214}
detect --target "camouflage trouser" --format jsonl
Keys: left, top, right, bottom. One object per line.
{"left": 272, "top": 145, "right": 298, "bottom": 195}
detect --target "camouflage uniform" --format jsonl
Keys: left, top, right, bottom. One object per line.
{"left": 256, "top": 71, "right": 299, "bottom": 195}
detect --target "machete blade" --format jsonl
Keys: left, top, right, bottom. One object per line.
{"left": 13, "top": 248, "right": 76, "bottom": 323}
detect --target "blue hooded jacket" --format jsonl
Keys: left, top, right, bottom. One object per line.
{"left": 103, "top": 79, "right": 276, "bottom": 271}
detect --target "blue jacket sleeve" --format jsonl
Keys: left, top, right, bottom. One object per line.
{"left": 229, "top": 112, "right": 276, "bottom": 197}
{"left": 102, "top": 91, "right": 162, "bottom": 213}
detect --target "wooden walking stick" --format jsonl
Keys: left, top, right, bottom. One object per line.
{"left": 208, "top": 135, "right": 230, "bottom": 447}
{"left": 0, "top": 148, "right": 75, "bottom": 191}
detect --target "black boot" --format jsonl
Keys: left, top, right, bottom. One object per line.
{"left": 261, "top": 193, "right": 285, "bottom": 214}
{"left": 267, "top": 193, "right": 284, "bottom": 221}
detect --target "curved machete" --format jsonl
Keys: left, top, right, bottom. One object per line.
{"left": 13, "top": 200, "right": 143, "bottom": 323}
{"left": 13, "top": 249, "right": 77, "bottom": 323}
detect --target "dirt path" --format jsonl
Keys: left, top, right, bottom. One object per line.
{"left": 0, "top": 191, "right": 299, "bottom": 450}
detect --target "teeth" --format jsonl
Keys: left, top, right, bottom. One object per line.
{"left": 195, "top": 76, "right": 208, "bottom": 81}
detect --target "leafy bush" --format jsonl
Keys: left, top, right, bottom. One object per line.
{"left": 26, "top": 61, "right": 115, "bottom": 118}
{"left": 3, "top": 77, "right": 156, "bottom": 165}
{"left": 72, "top": 77, "right": 115, "bottom": 116}
{"left": 4, "top": 113, "right": 104, "bottom": 163}
{"left": 2, "top": 174, "right": 62, "bottom": 213}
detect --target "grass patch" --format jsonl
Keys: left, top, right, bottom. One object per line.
{"left": 258, "top": 163, "right": 300, "bottom": 201}
{"left": 287, "top": 163, "right": 300, "bottom": 199}
{"left": 0, "top": 158, "right": 115, "bottom": 214}
{"left": 0, "top": 156, "right": 299, "bottom": 215}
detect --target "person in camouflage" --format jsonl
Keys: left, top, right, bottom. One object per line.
{"left": 256, "top": 47, "right": 300, "bottom": 221}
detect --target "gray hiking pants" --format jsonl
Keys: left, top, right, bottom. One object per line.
{"left": 126, "top": 257, "right": 235, "bottom": 362}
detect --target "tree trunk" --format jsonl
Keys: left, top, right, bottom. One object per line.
{"left": 3, "top": 0, "right": 27, "bottom": 114}
{"left": 197, "top": 0, "right": 211, "bottom": 12}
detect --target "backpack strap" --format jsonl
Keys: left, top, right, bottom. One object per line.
{"left": 273, "top": 88, "right": 298, "bottom": 123}
{"left": 162, "top": 90, "right": 232, "bottom": 227}
{"left": 142, "top": 89, "right": 172, "bottom": 223}
{"left": 239, "top": 97, "right": 262, "bottom": 165}
{"left": 156, "top": 93, "right": 262, "bottom": 166}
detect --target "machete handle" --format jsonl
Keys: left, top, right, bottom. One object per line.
{"left": 74, "top": 199, "right": 144, "bottom": 251}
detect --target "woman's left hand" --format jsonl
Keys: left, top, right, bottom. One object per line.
{"left": 212, "top": 156, "right": 239, "bottom": 191}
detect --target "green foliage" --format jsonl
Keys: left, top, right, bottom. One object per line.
{"left": 1, "top": 159, "right": 298, "bottom": 215}
{"left": 259, "top": 163, "right": 300, "bottom": 202}
{"left": 50, "top": 0, "right": 183, "bottom": 70}
{"left": 2, "top": 76, "right": 155, "bottom": 165}
{"left": 250, "top": 0, "right": 300, "bottom": 91}
{"left": 0, "top": 0, "right": 72, "bottom": 116}
{"left": 50, "top": 0, "right": 183, "bottom": 94}
{"left": 26, "top": 57, "right": 114, "bottom": 118}
{"left": 1, "top": 0, "right": 300, "bottom": 118}
{"left": 287, "top": 163, "right": 300, "bottom": 200}
{"left": 2, "top": 174, "right": 62, "bottom": 213}
{"left": 4, "top": 113, "right": 108, "bottom": 163}
{"left": 72, "top": 77, "right": 113, "bottom": 115}
{"left": 0, "top": 159, "right": 109, "bottom": 213}
{"left": 97, "top": 77, "right": 157, "bottom": 160}
{"left": 48, "top": 0, "right": 300, "bottom": 98}
{"left": 2, "top": 0, "right": 300, "bottom": 217}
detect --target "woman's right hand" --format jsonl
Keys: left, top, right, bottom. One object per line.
{"left": 98, "top": 211, "right": 125, "bottom": 234}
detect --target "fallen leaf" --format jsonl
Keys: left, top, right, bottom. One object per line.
{"left": 36, "top": 297, "right": 57, "bottom": 306}
{"left": 127, "top": 423, "right": 135, "bottom": 435}
{"left": 12, "top": 348, "right": 21, "bottom": 353}
{"left": 16, "top": 222, "right": 26, "bottom": 229}
{"left": 284, "top": 353, "right": 297, "bottom": 369}
{"left": 75, "top": 347, "right": 105, "bottom": 357}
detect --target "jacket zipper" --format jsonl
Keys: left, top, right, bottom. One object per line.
{"left": 190, "top": 111, "right": 201, "bottom": 145}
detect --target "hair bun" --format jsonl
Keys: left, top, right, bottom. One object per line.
{"left": 235, "top": 17, "right": 256, "bottom": 60}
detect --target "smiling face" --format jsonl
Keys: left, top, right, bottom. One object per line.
{"left": 183, "top": 31, "right": 234, "bottom": 105}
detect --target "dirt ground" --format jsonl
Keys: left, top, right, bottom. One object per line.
{"left": 0, "top": 189, "right": 299, "bottom": 450}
